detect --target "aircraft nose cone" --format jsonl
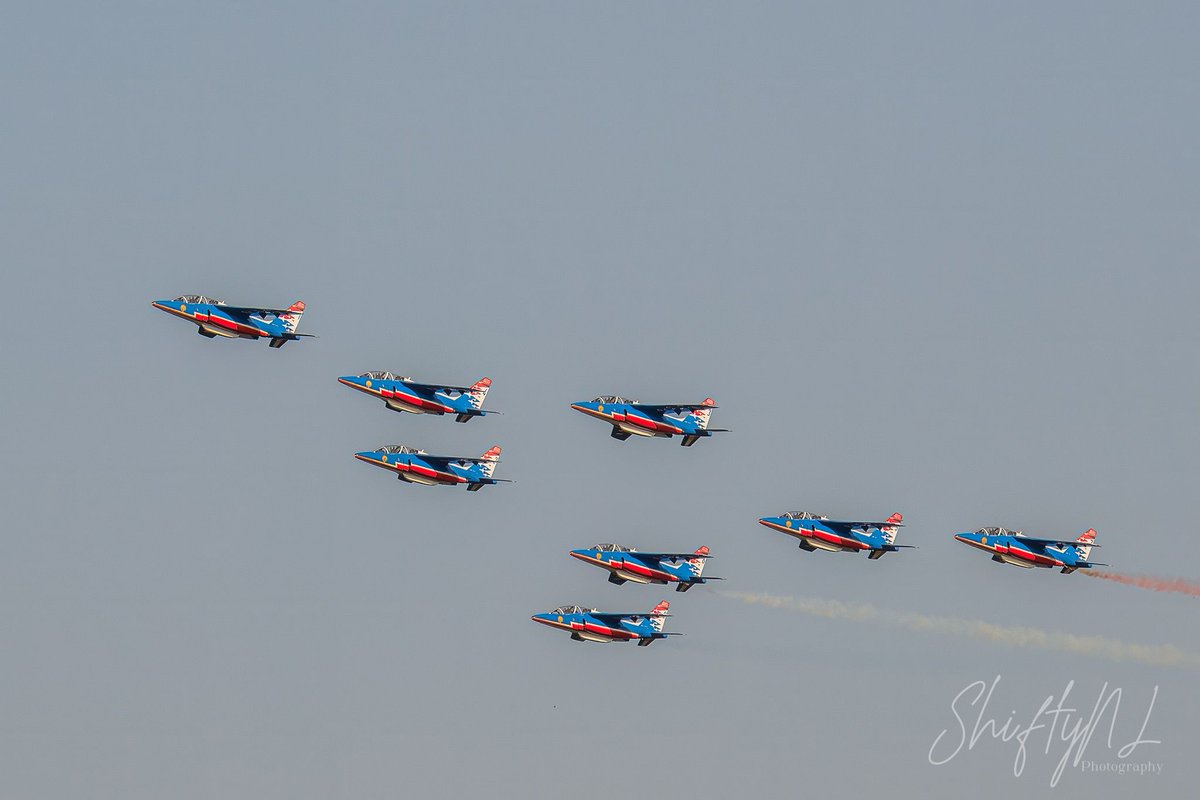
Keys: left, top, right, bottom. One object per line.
{"left": 569, "top": 403, "right": 585, "bottom": 413}
{"left": 953, "top": 534, "right": 970, "bottom": 544}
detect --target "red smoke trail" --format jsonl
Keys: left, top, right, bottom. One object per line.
{"left": 1082, "top": 570, "right": 1200, "bottom": 597}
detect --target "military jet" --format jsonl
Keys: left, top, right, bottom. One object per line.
{"left": 954, "top": 527, "right": 1103, "bottom": 574}
{"left": 151, "top": 295, "right": 313, "bottom": 348}
{"left": 337, "top": 372, "right": 494, "bottom": 422}
{"left": 569, "top": 544, "right": 720, "bottom": 591}
{"left": 758, "top": 511, "right": 911, "bottom": 559}
{"left": 531, "top": 600, "right": 677, "bottom": 645}
{"left": 353, "top": 444, "right": 508, "bottom": 491}
{"left": 570, "top": 395, "right": 727, "bottom": 446}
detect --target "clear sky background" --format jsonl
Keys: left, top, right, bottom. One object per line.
{"left": 2, "top": 3, "right": 1198, "bottom": 798}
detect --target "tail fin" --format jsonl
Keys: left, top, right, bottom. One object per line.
{"left": 279, "top": 301, "right": 305, "bottom": 334}
{"left": 1075, "top": 528, "right": 1097, "bottom": 561}
{"left": 691, "top": 397, "right": 717, "bottom": 430}
{"left": 649, "top": 600, "right": 669, "bottom": 633}
{"left": 478, "top": 445, "right": 501, "bottom": 478}
{"left": 465, "top": 377, "right": 491, "bottom": 410}
{"left": 686, "top": 546, "right": 709, "bottom": 579}
{"left": 881, "top": 513, "right": 903, "bottom": 546}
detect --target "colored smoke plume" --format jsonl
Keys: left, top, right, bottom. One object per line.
{"left": 1080, "top": 570, "right": 1200, "bottom": 598}
{"left": 719, "top": 590, "right": 1200, "bottom": 668}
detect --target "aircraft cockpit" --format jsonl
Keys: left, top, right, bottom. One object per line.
{"left": 174, "top": 295, "right": 222, "bottom": 305}
{"left": 550, "top": 605, "right": 593, "bottom": 615}
{"left": 377, "top": 445, "right": 426, "bottom": 455}
{"left": 975, "top": 527, "right": 1021, "bottom": 537}
{"left": 592, "top": 395, "right": 639, "bottom": 404}
{"left": 359, "top": 371, "right": 412, "bottom": 381}
{"left": 591, "top": 543, "right": 633, "bottom": 552}
{"left": 781, "top": 511, "right": 830, "bottom": 520}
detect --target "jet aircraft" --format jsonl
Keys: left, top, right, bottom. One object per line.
{"left": 569, "top": 544, "right": 721, "bottom": 592}
{"left": 353, "top": 444, "right": 508, "bottom": 491}
{"left": 570, "top": 395, "right": 727, "bottom": 445}
{"left": 151, "top": 295, "right": 313, "bottom": 347}
{"left": 953, "top": 527, "right": 1103, "bottom": 573}
{"left": 758, "top": 511, "right": 910, "bottom": 559}
{"left": 531, "top": 600, "right": 677, "bottom": 645}
{"left": 337, "top": 372, "right": 494, "bottom": 422}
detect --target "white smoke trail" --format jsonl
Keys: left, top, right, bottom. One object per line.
{"left": 720, "top": 590, "right": 1200, "bottom": 668}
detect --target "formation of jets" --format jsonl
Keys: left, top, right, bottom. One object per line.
{"left": 154, "top": 293, "right": 1113, "bottom": 649}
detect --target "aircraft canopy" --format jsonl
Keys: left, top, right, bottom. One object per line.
{"left": 360, "top": 371, "right": 411, "bottom": 381}
{"left": 377, "top": 445, "right": 426, "bottom": 455}
{"left": 593, "top": 395, "right": 638, "bottom": 404}
{"left": 592, "top": 543, "right": 633, "bottom": 552}
{"left": 174, "top": 295, "right": 222, "bottom": 305}
{"left": 781, "top": 511, "right": 830, "bottom": 520}
{"left": 976, "top": 526, "right": 1021, "bottom": 537}
{"left": 551, "top": 605, "right": 593, "bottom": 615}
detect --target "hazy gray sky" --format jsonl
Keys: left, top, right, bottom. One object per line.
{"left": 2, "top": 3, "right": 1198, "bottom": 798}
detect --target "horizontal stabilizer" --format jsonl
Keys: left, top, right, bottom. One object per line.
{"left": 454, "top": 409, "right": 499, "bottom": 423}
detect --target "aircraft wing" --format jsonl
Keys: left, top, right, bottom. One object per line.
{"left": 822, "top": 520, "right": 906, "bottom": 532}
{"left": 214, "top": 304, "right": 294, "bottom": 317}
{"left": 590, "top": 611, "right": 672, "bottom": 622}
{"left": 403, "top": 380, "right": 478, "bottom": 394}
{"left": 634, "top": 552, "right": 715, "bottom": 562}
{"left": 1014, "top": 536, "right": 1100, "bottom": 548}
{"left": 629, "top": 402, "right": 718, "bottom": 412}
{"left": 420, "top": 454, "right": 499, "bottom": 467}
